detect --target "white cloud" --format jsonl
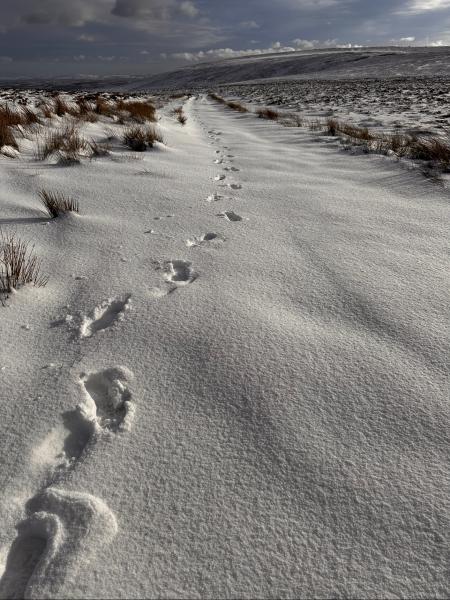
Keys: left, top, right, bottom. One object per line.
{"left": 179, "top": 1, "right": 199, "bottom": 17}
{"left": 397, "top": 0, "right": 450, "bottom": 14}
{"left": 400, "top": 36, "right": 416, "bottom": 41}
{"left": 77, "top": 33, "right": 98, "bottom": 42}
{"left": 292, "top": 38, "right": 318, "bottom": 49}
{"left": 239, "top": 20, "right": 260, "bottom": 29}
{"left": 168, "top": 38, "right": 366, "bottom": 62}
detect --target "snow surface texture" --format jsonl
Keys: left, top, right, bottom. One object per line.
{"left": 0, "top": 94, "right": 449, "bottom": 598}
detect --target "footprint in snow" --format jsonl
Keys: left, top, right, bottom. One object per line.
{"left": 79, "top": 296, "right": 131, "bottom": 339}
{"left": 163, "top": 260, "right": 197, "bottom": 286}
{"left": 206, "top": 193, "right": 223, "bottom": 202}
{"left": 0, "top": 488, "right": 117, "bottom": 600}
{"left": 218, "top": 211, "right": 243, "bottom": 222}
{"left": 223, "top": 166, "right": 239, "bottom": 172}
{"left": 214, "top": 159, "right": 223, "bottom": 164}
{"left": 79, "top": 366, "right": 135, "bottom": 434}
{"left": 215, "top": 174, "right": 226, "bottom": 181}
{"left": 228, "top": 183, "right": 242, "bottom": 190}
{"left": 186, "top": 232, "right": 223, "bottom": 247}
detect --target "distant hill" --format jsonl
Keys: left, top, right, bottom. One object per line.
{"left": 122, "top": 46, "right": 450, "bottom": 91}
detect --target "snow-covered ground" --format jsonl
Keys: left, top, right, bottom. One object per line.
{"left": 0, "top": 93, "right": 449, "bottom": 599}
{"left": 217, "top": 78, "right": 450, "bottom": 138}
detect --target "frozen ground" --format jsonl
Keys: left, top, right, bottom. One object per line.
{"left": 0, "top": 92, "right": 449, "bottom": 599}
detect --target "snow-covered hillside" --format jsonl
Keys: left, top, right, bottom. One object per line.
{"left": 124, "top": 46, "right": 450, "bottom": 91}
{"left": 0, "top": 92, "right": 448, "bottom": 599}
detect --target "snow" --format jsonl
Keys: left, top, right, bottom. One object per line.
{"left": 121, "top": 47, "right": 450, "bottom": 91}
{"left": 0, "top": 93, "right": 449, "bottom": 598}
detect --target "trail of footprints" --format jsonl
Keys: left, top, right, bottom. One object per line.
{"left": 0, "top": 103, "right": 245, "bottom": 599}
{"left": 0, "top": 363, "right": 134, "bottom": 595}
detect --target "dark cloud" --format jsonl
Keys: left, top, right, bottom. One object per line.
{"left": 0, "top": 0, "right": 448, "bottom": 77}
{"left": 111, "top": 0, "right": 199, "bottom": 20}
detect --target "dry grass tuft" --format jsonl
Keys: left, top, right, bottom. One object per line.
{"left": 117, "top": 100, "right": 156, "bottom": 123}
{"left": 123, "top": 125, "right": 164, "bottom": 151}
{"left": 94, "top": 95, "right": 113, "bottom": 116}
{"left": 282, "top": 113, "right": 303, "bottom": 127}
{"left": 0, "top": 105, "right": 24, "bottom": 128}
{"left": 36, "top": 125, "right": 88, "bottom": 161}
{"left": 53, "top": 96, "right": 70, "bottom": 117}
{"left": 88, "top": 140, "right": 110, "bottom": 157}
{"left": 0, "top": 231, "right": 48, "bottom": 295}
{"left": 0, "top": 123, "right": 18, "bottom": 149}
{"left": 172, "top": 106, "right": 187, "bottom": 125}
{"left": 39, "top": 189, "right": 79, "bottom": 218}
{"left": 226, "top": 100, "right": 248, "bottom": 113}
{"left": 209, "top": 94, "right": 248, "bottom": 112}
{"left": 256, "top": 107, "right": 280, "bottom": 121}
{"left": 209, "top": 93, "right": 226, "bottom": 104}
{"left": 40, "top": 102, "right": 55, "bottom": 119}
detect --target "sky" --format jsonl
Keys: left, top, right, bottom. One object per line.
{"left": 0, "top": 0, "right": 449, "bottom": 78}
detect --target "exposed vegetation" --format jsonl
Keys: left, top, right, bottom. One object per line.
{"left": 36, "top": 125, "right": 88, "bottom": 161}
{"left": 0, "top": 232, "right": 48, "bottom": 296}
{"left": 172, "top": 106, "right": 187, "bottom": 125}
{"left": 39, "top": 189, "right": 79, "bottom": 218}
{"left": 256, "top": 108, "right": 280, "bottom": 121}
{"left": 123, "top": 125, "right": 164, "bottom": 151}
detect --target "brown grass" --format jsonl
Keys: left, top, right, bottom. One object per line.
{"left": 36, "top": 125, "right": 88, "bottom": 161}
{"left": 209, "top": 93, "right": 226, "bottom": 104}
{"left": 39, "top": 189, "right": 79, "bottom": 218}
{"left": 117, "top": 100, "right": 156, "bottom": 123}
{"left": 256, "top": 107, "right": 279, "bottom": 121}
{"left": 0, "top": 232, "right": 48, "bottom": 295}
{"left": 324, "top": 118, "right": 450, "bottom": 171}
{"left": 40, "top": 103, "right": 54, "bottom": 119}
{"left": 0, "top": 105, "right": 23, "bottom": 128}
{"left": 0, "top": 123, "right": 18, "bottom": 149}
{"left": 54, "top": 96, "right": 70, "bottom": 117}
{"left": 172, "top": 106, "right": 187, "bottom": 125}
{"left": 225, "top": 100, "right": 248, "bottom": 113}
{"left": 123, "top": 125, "right": 164, "bottom": 151}
{"left": 94, "top": 96, "right": 113, "bottom": 116}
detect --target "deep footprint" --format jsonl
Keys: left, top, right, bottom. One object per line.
{"left": 206, "top": 193, "right": 223, "bottom": 202}
{"left": 219, "top": 211, "right": 243, "bottom": 222}
{"left": 79, "top": 366, "right": 135, "bottom": 433}
{"left": 186, "top": 233, "right": 222, "bottom": 247}
{"left": 163, "top": 260, "right": 197, "bottom": 286}
{"left": 0, "top": 488, "right": 117, "bottom": 600}
{"left": 79, "top": 296, "right": 131, "bottom": 338}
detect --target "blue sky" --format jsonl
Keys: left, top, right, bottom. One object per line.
{"left": 0, "top": 0, "right": 449, "bottom": 77}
